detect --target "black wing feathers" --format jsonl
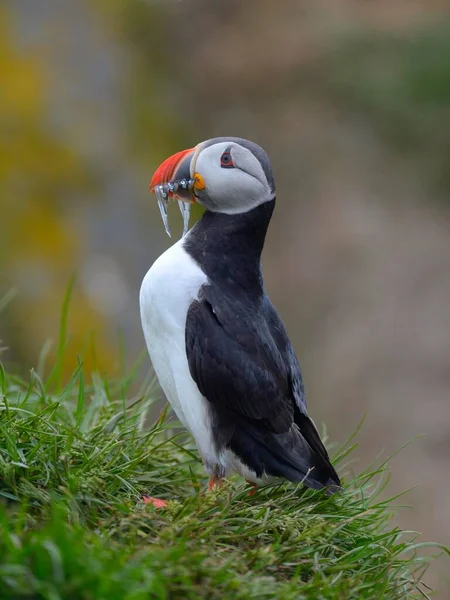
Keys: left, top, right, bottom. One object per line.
{"left": 185, "top": 284, "right": 340, "bottom": 489}
{"left": 186, "top": 291, "right": 293, "bottom": 433}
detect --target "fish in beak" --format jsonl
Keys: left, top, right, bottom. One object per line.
{"left": 150, "top": 147, "right": 197, "bottom": 238}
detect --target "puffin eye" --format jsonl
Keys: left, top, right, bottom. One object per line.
{"left": 220, "top": 150, "right": 234, "bottom": 169}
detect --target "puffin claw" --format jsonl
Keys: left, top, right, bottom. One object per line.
{"left": 246, "top": 480, "right": 258, "bottom": 496}
{"left": 143, "top": 496, "right": 168, "bottom": 508}
{"left": 208, "top": 475, "right": 223, "bottom": 491}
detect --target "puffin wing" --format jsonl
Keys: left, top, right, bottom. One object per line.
{"left": 185, "top": 288, "right": 294, "bottom": 434}
{"left": 185, "top": 286, "right": 341, "bottom": 489}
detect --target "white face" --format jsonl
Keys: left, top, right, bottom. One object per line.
{"left": 190, "top": 141, "right": 275, "bottom": 214}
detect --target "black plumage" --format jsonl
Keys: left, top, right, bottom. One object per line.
{"left": 184, "top": 200, "right": 340, "bottom": 491}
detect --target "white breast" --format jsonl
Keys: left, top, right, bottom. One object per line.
{"left": 139, "top": 239, "right": 219, "bottom": 466}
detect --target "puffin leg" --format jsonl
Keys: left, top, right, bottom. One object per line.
{"left": 246, "top": 480, "right": 258, "bottom": 496}
{"left": 208, "top": 475, "right": 223, "bottom": 491}
{"left": 142, "top": 496, "right": 168, "bottom": 508}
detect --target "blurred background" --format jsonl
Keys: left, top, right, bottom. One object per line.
{"left": 1, "top": 0, "right": 449, "bottom": 594}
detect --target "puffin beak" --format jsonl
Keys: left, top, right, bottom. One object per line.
{"left": 150, "top": 147, "right": 197, "bottom": 238}
{"left": 150, "top": 147, "right": 196, "bottom": 195}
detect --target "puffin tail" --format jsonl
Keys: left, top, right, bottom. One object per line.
{"left": 294, "top": 412, "right": 341, "bottom": 492}
{"left": 230, "top": 417, "right": 341, "bottom": 493}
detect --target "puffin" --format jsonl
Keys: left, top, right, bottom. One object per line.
{"left": 140, "top": 137, "right": 340, "bottom": 494}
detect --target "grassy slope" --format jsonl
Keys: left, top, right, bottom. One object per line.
{"left": 0, "top": 358, "right": 442, "bottom": 600}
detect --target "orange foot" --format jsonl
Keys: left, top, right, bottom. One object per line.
{"left": 246, "top": 480, "right": 258, "bottom": 496}
{"left": 143, "top": 496, "right": 168, "bottom": 508}
{"left": 208, "top": 475, "right": 224, "bottom": 491}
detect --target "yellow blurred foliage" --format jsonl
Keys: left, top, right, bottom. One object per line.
{"left": 0, "top": 8, "right": 118, "bottom": 378}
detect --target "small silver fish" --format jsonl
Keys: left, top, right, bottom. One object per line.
{"left": 155, "top": 185, "right": 171, "bottom": 237}
{"left": 178, "top": 200, "right": 191, "bottom": 236}
{"left": 153, "top": 178, "right": 195, "bottom": 238}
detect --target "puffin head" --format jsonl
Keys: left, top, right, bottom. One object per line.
{"left": 150, "top": 137, "right": 276, "bottom": 236}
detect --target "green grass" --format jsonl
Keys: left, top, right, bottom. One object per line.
{"left": 0, "top": 358, "right": 444, "bottom": 599}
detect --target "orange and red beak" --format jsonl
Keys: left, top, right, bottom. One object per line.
{"left": 150, "top": 147, "right": 195, "bottom": 195}
{"left": 150, "top": 146, "right": 200, "bottom": 238}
